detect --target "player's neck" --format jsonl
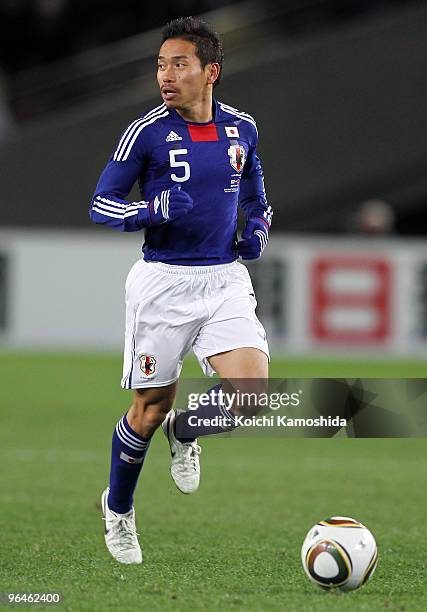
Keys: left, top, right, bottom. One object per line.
{"left": 175, "top": 96, "right": 213, "bottom": 123}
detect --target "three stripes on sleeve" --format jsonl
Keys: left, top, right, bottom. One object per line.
{"left": 90, "top": 104, "right": 169, "bottom": 231}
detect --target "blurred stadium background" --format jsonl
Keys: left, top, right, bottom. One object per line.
{"left": 1, "top": 3, "right": 427, "bottom": 611}
{"left": 1, "top": 0, "right": 427, "bottom": 360}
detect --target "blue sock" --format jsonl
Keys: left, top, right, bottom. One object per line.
{"left": 108, "top": 414, "right": 151, "bottom": 514}
{"left": 174, "top": 384, "right": 238, "bottom": 442}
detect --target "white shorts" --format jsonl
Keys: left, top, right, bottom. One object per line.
{"left": 121, "top": 258, "right": 269, "bottom": 389}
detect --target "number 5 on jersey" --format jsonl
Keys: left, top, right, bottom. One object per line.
{"left": 169, "top": 149, "right": 190, "bottom": 182}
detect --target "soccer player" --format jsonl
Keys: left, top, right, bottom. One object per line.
{"left": 90, "top": 16, "right": 272, "bottom": 564}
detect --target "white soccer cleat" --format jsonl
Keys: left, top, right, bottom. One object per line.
{"left": 101, "top": 487, "right": 142, "bottom": 564}
{"left": 162, "top": 409, "right": 201, "bottom": 494}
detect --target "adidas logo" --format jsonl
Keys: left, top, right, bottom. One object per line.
{"left": 166, "top": 131, "right": 182, "bottom": 142}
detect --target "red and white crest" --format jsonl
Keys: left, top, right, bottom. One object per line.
{"left": 228, "top": 144, "right": 246, "bottom": 173}
{"left": 139, "top": 354, "right": 156, "bottom": 377}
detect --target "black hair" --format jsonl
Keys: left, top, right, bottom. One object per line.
{"left": 161, "top": 16, "right": 223, "bottom": 87}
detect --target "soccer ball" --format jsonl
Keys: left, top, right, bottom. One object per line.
{"left": 301, "top": 516, "right": 378, "bottom": 591}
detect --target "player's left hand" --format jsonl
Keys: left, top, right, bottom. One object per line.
{"left": 237, "top": 217, "right": 269, "bottom": 260}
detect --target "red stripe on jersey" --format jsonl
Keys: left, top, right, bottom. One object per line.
{"left": 187, "top": 124, "right": 219, "bottom": 141}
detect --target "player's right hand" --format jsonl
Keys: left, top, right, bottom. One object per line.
{"left": 148, "top": 185, "right": 193, "bottom": 226}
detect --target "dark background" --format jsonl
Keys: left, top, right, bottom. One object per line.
{"left": 1, "top": 0, "right": 426, "bottom": 235}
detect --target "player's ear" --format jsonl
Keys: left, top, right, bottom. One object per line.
{"left": 206, "top": 63, "right": 220, "bottom": 86}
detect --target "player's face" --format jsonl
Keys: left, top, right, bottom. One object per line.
{"left": 157, "top": 39, "right": 212, "bottom": 110}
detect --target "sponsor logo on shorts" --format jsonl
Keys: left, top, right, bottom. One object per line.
{"left": 139, "top": 354, "right": 157, "bottom": 377}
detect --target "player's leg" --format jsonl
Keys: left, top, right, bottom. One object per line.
{"left": 102, "top": 257, "right": 201, "bottom": 563}
{"left": 164, "top": 261, "right": 269, "bottom": 492}
{"left": 208, "top": 346, "right": 268, "bottom": 380}
{"left": 102, "top": 384, "right": 176, "bottom": 564}
{"left": 209, "top": 346, "right": 269, "bottom": 415}
{"left": 108, "top": 383, "right": 177, "bottom": 513}
{"left": 127, "top": 384, "right": 178, "bottom": 437}
{"left": 164, "top": 347, "right": 268, "bottom": 493}
{"left": 173, "top": 261, "right": 269, "bottom": 443}
{"left": 172, "top": 348, "right": 268, "bottom": 442}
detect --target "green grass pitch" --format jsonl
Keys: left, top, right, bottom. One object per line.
{"left": 1, "top": 352, "right": 426, "bottom": 611}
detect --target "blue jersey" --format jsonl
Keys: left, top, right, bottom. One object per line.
{"left": 90, "top": 99, "right": 271, "bottom": 265}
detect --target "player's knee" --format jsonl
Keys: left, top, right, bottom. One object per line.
{"left": 133, "top": 408, "right": 166, "bottom": 433}
{"left": 128, "top": 401, "right": 169, "bottom": 436}
{"left": 128, "top": 385, "right": 176, "bottom": 434}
